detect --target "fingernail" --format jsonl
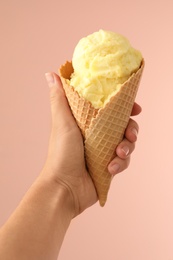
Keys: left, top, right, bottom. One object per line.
{"left": 122, "top": 146, "right": 129, "bottom": 156}
{"left": 131, "top": 128, "right": 138, "bottom": 138}
{"left": 45, "top": 73, "right": 55, "bottom": 87}
{"left": 110, "top": 163, "right": 120, "bottom": 175}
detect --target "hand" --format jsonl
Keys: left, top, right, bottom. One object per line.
{"left": 108, "top": 103, "right": 141, "bottom": 175}
{"left": 0, "top": 73, "right": 141, "bottom": 260}
{"left": 42, "top": 73, "right": 141, "bottom": 216}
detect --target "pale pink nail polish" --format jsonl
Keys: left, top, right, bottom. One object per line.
{"left": 110, "top": 164, "right": 120, "bottom": 175}
{"left": 122, "top": 146, "right": 129, "bottom": 156}
{"left": 131, "top": 128, "right": 138, "bottom": 138}
{"left": 45, "top": 73, "right": 55, "bottom": 87}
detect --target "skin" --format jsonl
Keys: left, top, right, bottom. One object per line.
{"left": 0, "top": 73, "right": 141, "bottom": 260}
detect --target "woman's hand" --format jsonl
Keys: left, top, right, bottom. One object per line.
{"left": 42, "top": 73, "right": 141, "bottom": 216}
{"left": 0, "top": 71, "right": 142, "bottom": 260}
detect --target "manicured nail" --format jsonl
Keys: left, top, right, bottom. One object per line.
{"left": 122, "top": 146, "right": 129, "bottom": 156}
{"left": 110, "top": 163, "right": 120, "bottom": 175}
{"left": 131, "top": 128, "right": 138, "bottom": 138}
{"left": 45, "top": 73, "right": 55, "bottom": 87}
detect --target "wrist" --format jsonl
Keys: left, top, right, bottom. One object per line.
{"left": 37, "top": 172, "right": 76, "bottom": 219}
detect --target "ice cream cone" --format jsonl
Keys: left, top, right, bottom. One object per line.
{"left": 59, "top": 60, "right": 144, "bottom": 206}
{"left": 59, "top": 61, "right": 98, "bottom": 136}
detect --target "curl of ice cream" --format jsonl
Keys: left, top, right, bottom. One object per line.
{"left": 70, "top": 29, "right": 142, "bottom": 108}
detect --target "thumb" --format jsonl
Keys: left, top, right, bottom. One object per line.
{"left": 45, "top": 72, "right": 76, "bottom": 131}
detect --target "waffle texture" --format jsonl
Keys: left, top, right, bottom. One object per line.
{"left": 59, "top": 60, "right": 144, "bottom": 206}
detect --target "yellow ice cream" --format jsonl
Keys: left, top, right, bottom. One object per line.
{"left": 70, "top": 30, "right": 142, "bottom": 108}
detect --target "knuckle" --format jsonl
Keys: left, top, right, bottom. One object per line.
{"left": 129, "top": 142, "right": 135, "bottom": 153}
{"left": 123, "top": 157, "right": 130, "bottom": 170}
{"left": 50, "top": 89, "right": 57, "bottom": 102}
{"left": 129, "top": 118, "right": 139, "bottom": 129}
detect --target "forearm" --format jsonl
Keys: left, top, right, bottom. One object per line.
{"left": 0, "top": 176, "right": 73, "bottom": 260}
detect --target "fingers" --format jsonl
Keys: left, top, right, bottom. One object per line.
{"left": 45, "top": 72, "right": 76, "bottom": 132}
{"left": 108, "top": 135, "right": 135, "bottom": 175}
{"left": 108, "top": 156, "right": 131, "bottom": 176}
{"left": 108, "top": 117, "right": 139, "bottom": 176}
{"left": 116, "top": 138, "right": 135, "bottom": 159}
{"left": 124, "top": 118, "right": 139, "bottom": 143}
{"left": 131, "top": 102, "right": 142, "bottom": 116}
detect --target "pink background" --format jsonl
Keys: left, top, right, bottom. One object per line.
{"left": 0, "top": 1, "right": 173, "bottom": 259}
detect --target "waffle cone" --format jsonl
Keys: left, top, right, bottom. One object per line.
{"left": 59, "top": 60, "right": 144, "bottom": 206}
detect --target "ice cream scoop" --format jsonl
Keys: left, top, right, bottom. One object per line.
{"left": 70, "top": 30, "right": 142, "bottom": 108}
